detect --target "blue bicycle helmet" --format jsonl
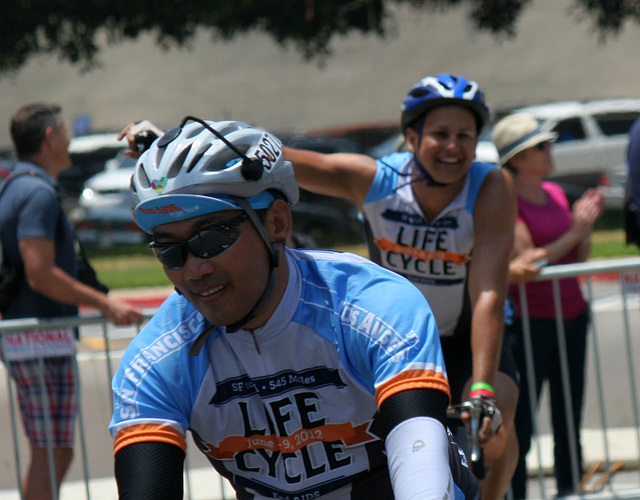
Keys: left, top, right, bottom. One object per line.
{"left": 400, "top": 74, "right": 489, "bottom": 131}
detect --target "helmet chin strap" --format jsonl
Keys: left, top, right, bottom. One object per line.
{"left": 412, "top": 154, "right": 454, "bottom": 188}
{"left": 188, "top": 197, "right": 283, "bottom": 356}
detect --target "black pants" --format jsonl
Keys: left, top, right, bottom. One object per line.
{"left": 507, "top": 311, "right": 589, "bottom": 499}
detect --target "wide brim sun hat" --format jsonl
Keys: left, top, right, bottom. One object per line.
{"left": 492, "top": 112, "right": 558, "bottom": 166}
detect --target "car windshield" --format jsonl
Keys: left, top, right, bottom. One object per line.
{"left": 115, "top": 154, "right": 137, "bottom": 169}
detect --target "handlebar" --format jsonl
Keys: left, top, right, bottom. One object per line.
{"left": 447, "top": 400, "right": 488, "bottom": 480}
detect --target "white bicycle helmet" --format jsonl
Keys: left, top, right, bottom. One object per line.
{"left": 131, "top": 118, "right": 299, "bottom": 233}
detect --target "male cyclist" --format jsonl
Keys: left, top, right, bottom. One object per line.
{"left": 282, "top": 74, "right": 519, "bottom": 500}
{"left": 109, "top": 118, "right": 481, "bottom": 499}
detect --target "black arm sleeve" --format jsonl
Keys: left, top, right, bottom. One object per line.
{"left": 379, "top": 388, "right": 449, "bottom": 438}
{"left": 115, "top": 442, "right": 185, "bottom": 500}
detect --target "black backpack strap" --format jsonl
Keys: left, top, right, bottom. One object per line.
{"left": 0, "top": 169, "right": 54, "bottom": 199}
{"left": 0, "top": 169, "right": 60, "bottom": 267}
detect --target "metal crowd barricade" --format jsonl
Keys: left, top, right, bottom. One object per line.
{"left": 518, "top": 256, "right": 640, "bottom": 499}
{"left": 1, "top": 257, "right": 640, "bottom": 499}
{"left": 0, "top": 310, "right": 235, "bottom": 500}
{"left": 0, "top": 314, "right": 139, "bottom": 500}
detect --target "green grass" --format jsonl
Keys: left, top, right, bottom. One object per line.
{"left": 590, "top": 230, "right": 638, "bottom": 259}
{"left": 88, "top": 244, "right": 172, "bottom": 290}
{"left": 87, "top": 209, "right": 639, "bottom": 290}
{"left": 587, "top": 209, "right": 638, "bottom": 259}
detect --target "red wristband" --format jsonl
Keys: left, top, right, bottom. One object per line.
{"left": 469, "top": 388, "right": 495, "bottom": 399}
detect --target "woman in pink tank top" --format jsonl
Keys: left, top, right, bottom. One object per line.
{"left": 492, "top": 112, "right": 603, "bottom": 499}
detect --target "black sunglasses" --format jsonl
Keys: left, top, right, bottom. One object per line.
{"left": 535, "top": 141, "right": 551, "bottom": 151}
{"left": 150, "top": 213, "right": 249, "bottom": 269}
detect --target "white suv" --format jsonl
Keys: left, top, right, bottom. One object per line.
{"left": 498, "top": 99, "right": 640, "bottom": 200}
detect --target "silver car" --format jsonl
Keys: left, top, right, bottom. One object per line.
{"left": 506, "top": 98, "right": 640, "bottom": 200}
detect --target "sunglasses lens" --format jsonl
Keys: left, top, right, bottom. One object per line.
{"left": 150, "top": 214, "right": 247, "bottom": 269}
{"left": 152, "top": 245, "right": 185, "bottom": 270}
{"left": 188, "top": 228, "right": 237, "bottom": 259}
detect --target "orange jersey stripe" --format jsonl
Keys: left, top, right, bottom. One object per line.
{"left": 113, "top": 423, "right": 186, "bottom": 455}
{"left": 375, "top": 237, "right": 470, "bottom": 265}
{"left": 375, "top": 369, "right": 450, "bottom": 407}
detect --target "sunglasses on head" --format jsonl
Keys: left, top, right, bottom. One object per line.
{"left": 150, "top": 213, "right": 249, "bottom": 269}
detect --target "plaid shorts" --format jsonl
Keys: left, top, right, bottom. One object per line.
{"left": 6, "top": 356, "right": 78, "bottom": 448}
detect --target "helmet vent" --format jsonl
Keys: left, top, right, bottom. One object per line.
{"left": 202, "top": 148, "right": 241, "bottom": 172}
{"left": 217, "top": 122, "right": 244, "bottom": 136}
{"left": 185, "top": 125, "right": 204, "bottom": 139}
{"left": 168, "top": 145, "right": 192, "bottom": 179}
{"left": 136, "top": 164, "right": 151, "bottom": 189}
{"left": 186, "top": 144, "right": 210, "bottom": 173}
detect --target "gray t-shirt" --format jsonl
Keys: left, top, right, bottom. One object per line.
{"left": 0, "top": 162, "right": 78, "bottom": 319}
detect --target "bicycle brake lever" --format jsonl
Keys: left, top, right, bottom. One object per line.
{"left": 454, "top": 400, "right": 488, "bottom": 480}
{"left": 468, "top": 403, "right": 483, "bottom": 464}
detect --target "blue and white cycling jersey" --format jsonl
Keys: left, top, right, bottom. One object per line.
{"left": 110, "top": 248, "right": 449, "bottom": 499}
{"left": 362, "top": 152, "right": 496, "bottom": 338}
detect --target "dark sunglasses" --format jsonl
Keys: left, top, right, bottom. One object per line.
{"left": 150, "top": 213, "right": 249, "bottom": 269}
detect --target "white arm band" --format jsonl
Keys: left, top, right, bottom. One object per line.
{"left": 385, "top": 416, "right": 456, "bottom": 500}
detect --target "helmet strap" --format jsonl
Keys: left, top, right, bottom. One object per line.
{"left": 187, "top": 196, "right": 283, "bottom": 355}
{"left": 411, "top": 154, "right": 452, "bottom": 188}
{"left": 233, "top": 196, "right": 280, "bottom": 267}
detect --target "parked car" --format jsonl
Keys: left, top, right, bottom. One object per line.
{"left": 60, "top": 133, "right": 128, "bottom": 206}
{"left": 503, "top": 98, "right": 640, "bottom": 200}
{"left": 0, "top": 134, "right": 127, "bottom": 204}
{"left": 74, "top": 135, "right": 364, "bottom": 248}
{"left": 277, "top": 134, "right": 363, "bottom": 243}
{"left": 306, "top": 120, "right": 401, "bottom": 154}
{"left": 72, "top": 153, "right": 148, "bottom": 248}
{"left": 598, "top": 168, "right": 628, "bottom": 210}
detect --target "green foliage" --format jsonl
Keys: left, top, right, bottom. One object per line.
{"left": 2, "top": 0, "right": 640, "bottom": 77}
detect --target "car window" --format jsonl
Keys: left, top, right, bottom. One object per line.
{"left": 116, "top": 155, "right": 137, "bottom": 169}
{"left": 594, "top": 112, "right": 640, "bottom": 136}
{"left": 552, "top": 118, "right": 587, "bottom": 142}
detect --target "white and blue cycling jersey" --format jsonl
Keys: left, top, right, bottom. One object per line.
{"left": 110, "top": 248, "right": 450, "bottom": 499}
{"left": 362, "top": 152, "right": 496, "bottom": 338}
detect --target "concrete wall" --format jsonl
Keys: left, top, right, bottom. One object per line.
{"left": 1, "top": 0, "right": 640, "bottom": 148}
